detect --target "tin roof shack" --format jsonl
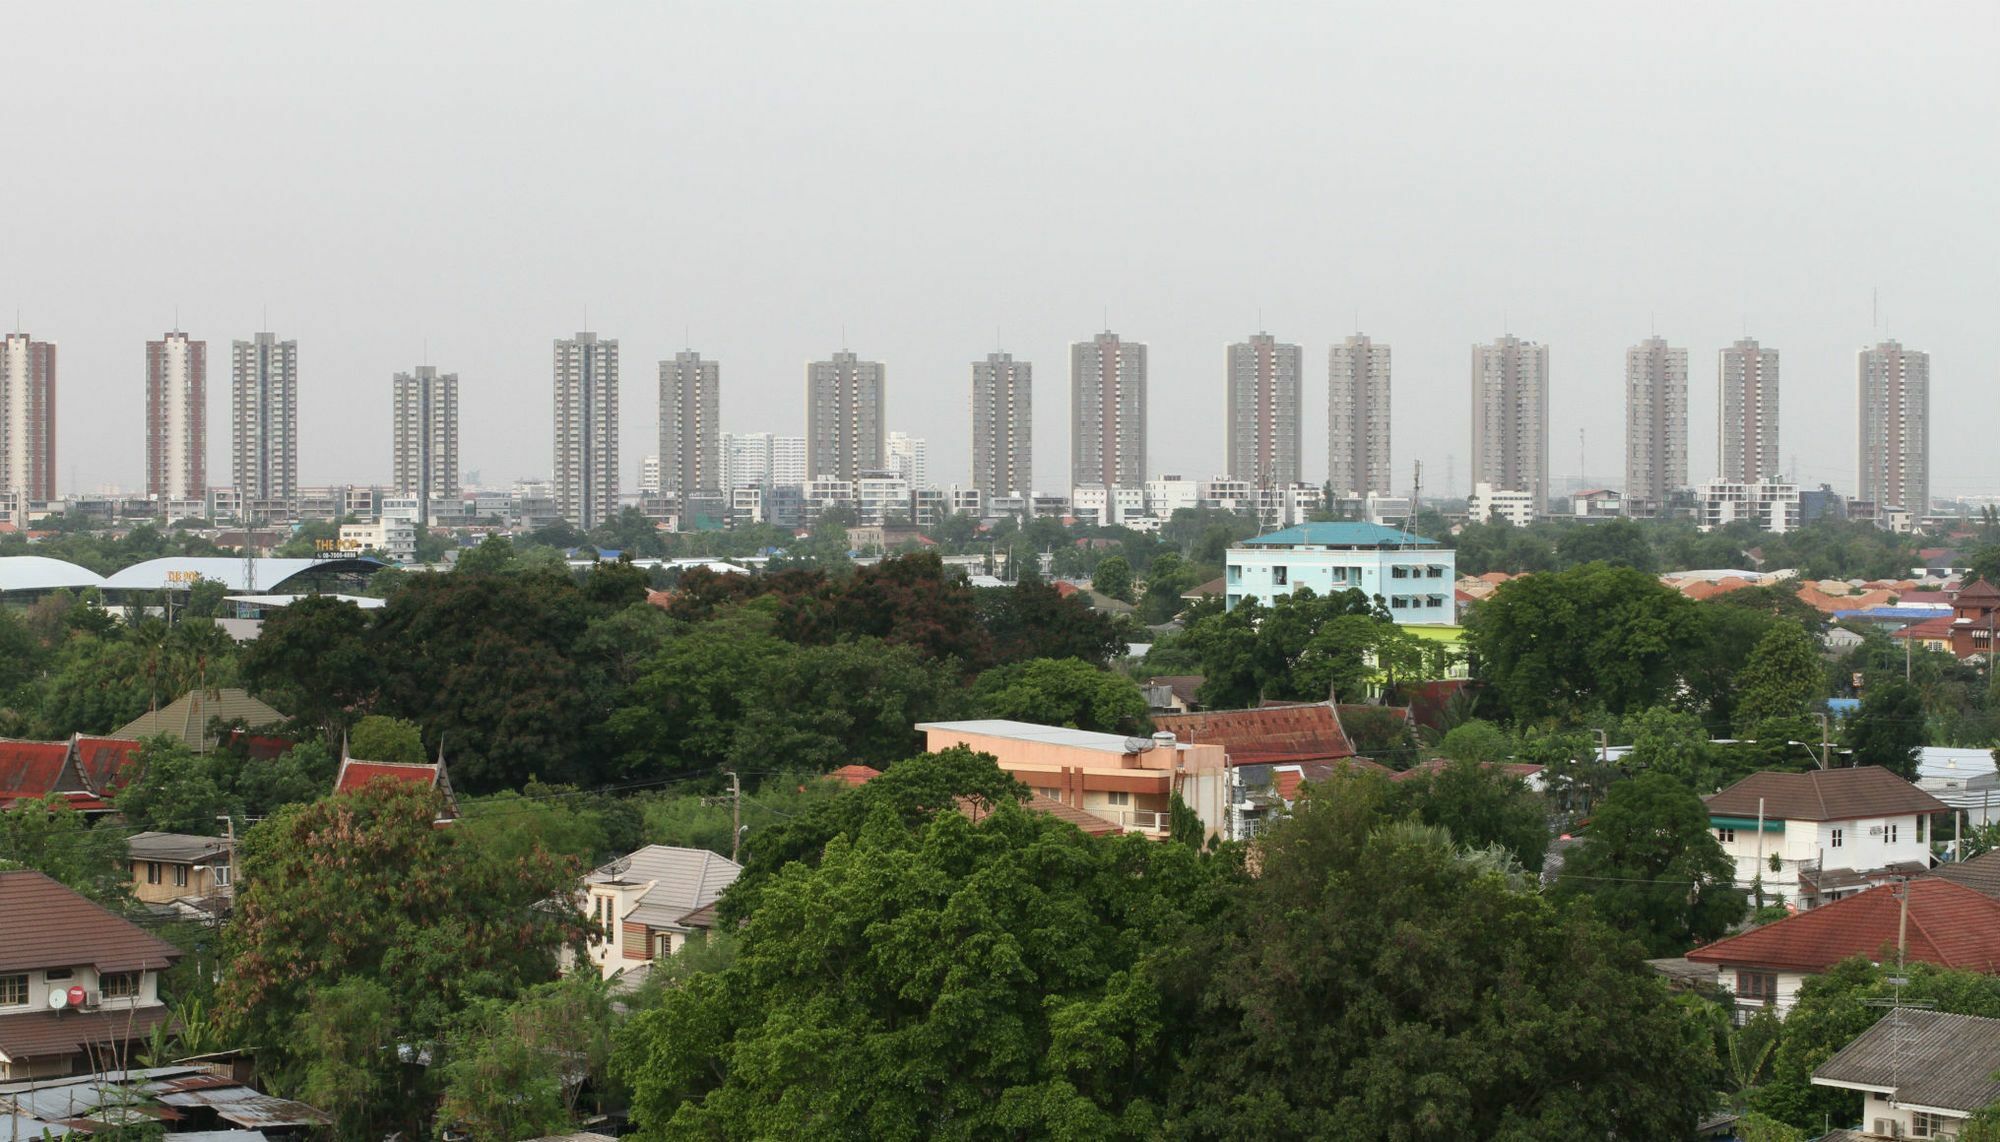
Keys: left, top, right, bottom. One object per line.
{"left": 915, "top": 720, "right": 1229, "bottom": 841}
{"left": 127, "top": 832, "right": 234, "bottom": 917}
{"left": 0, "top": 1065, "right": 330, "bottom": 1136}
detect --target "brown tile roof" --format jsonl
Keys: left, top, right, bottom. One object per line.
{"left": 1182, "top": 576, "right": 1225, "bottom": 600}
{"left": 827, "top": 764, "right": 881, "bottom": 787}
{"left": 1680, "top": 577, "right": 1755, "bottom": 602}
{"left": 956, "top": 793, "right": 1122, "bottom": 837}
{"left": 1703, "top": 766, "right": 1949, "bottom": 822}
{"left": 1892, "top": 615, "right": 1957, "bottom": 642}
{"left": 1389, "top": 758, "right": 1545, "bottom": 784}
{"left": 1687, "top": 878, "right": 2000, "bottom": 973}
{"left": 1154, "top": 703, "right": 1355, "bottom": 764}
{"left": 0, "top": 870, "right": 184, "bottom": 975}
{"left": 115, "top": 688, "right": 287, "bottom": 749}
{"left": 0, "top": 1003, "right": 176, "bottom": 1065}
{"left": 1958, "top": 579, "right": 2000, "bottom": 603}
{"left": 1932, "top": 850, "right": 2000, "bottom": 899}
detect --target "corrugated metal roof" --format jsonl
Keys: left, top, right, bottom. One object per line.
{"left": 1154, "top": 704, "right": 1356, "bottom": 763}
{"left": 0, "top": 739, "right": 76, "bottom": 806}
{"left": 0, "top": 870, "right": 184, "bottom": 975}
{"left": 0, "top": 1003, "right": 176, "bottom": 1065}
{"left": 1812, "top": 1008, "right": 2000, "bottom": 1112}
{"left": 127, "top": 831, "right": 231, "bottom": 864}
{"left": 0, "top": 556, "right": 105, "bottom": 592}
{"left": 590, "top": 846, "right": 741, "bottom": 932}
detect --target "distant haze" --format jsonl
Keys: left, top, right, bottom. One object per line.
{"left": 10, "top": 2, "right": 1999, "bottom": 500}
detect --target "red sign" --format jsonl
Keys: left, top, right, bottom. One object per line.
{"left": 67, "top": 985, "right": 85, "bottom": 1006}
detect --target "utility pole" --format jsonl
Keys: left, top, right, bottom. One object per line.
{"left": 729, "top": 771, "right": 742, "bottom": 863}
{"left": 1818, "top": 712, "right": 1832, "bottom": 769}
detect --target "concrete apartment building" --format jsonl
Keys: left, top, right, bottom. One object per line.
{"left": 230, "top": 332, "right": 298, "bottom": 518}
{"left": 1718, "top": 337, "right": 1780, "bottom": 484}
{"left": 553, "top": 331, "right": 620, "bottom": 529}
{"left": 806, "top": 351, "right": 886, "bottom": 481}
{"left": 1328, "top": 333, "right": 1391, "bottom": 499}
{"left": 1071, "top": 331, "right": 1147, "bottom": 490}
{"left": 1623, "top": 336, "right": 1688, "bottom": 516}
{"left": 1470, "top": 335, "right": 1549, "bottom": 512}
{"left": 971, "top": 351, "right": 1032, "bottom": 501}
{"left": 887, "top": 431, "right": 928, "bottom": 490}
{"left": 0, "top": 333, "right": 57, "bottom": 503}
{"left": 1858, "top": 339, "right": 1930, "bottom": 514}
{"left": 659, "top": 350, "right": 720, "bottom": 496}
{"left": 721, "top": 432, "right": 807, "bottom": 491}
{"left": 145, "top": 332, "right": 204, "bottom": 502}
{"left": 1225, "top": 332, "right": 1302, "bottom": 487}
{"left": 1225, "top": 522, "right": 1456, "bottom": 625}
{"left": 391, "top": 365, "right": 459, "bottom": 524}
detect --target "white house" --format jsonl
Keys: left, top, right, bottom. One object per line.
{"left": 1813, "top": 1008, "right": 2000, "bottom": 1138}
{"left": 1224, "top": 522, "right": 1456, "bottom": 626}
{"left": 1703, "top": 766, "right": 1948, "bottom": 908}
{"left": 578, "top": 845, "right": 740, "bottom": 982}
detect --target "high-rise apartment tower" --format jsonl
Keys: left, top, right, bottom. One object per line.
{"left": 392, "top": 365, "right": 460, "bottom": 522}
{"left": 1623, "top": 336, "right": 1689, "bottom": 514}
{"left": 1225, "top": 333, "right": 1302, "bottom": 486}
{"left": 971, "top": 352, "right": 1032, "bottom": 500}
{"left": 805, "top": 351, "right": 885, "bottom": 481}
{"left": 0, "top": 334, "right": 56, "bottom": 503}
{"left": 659, "top": 351, "right": 720, "bottom": 496}
{"left": 1470, "top": 335, "right": 1549, "bottom": 512}
{"left": 1857, "top": 340, "right": 1930, "bottom": 514}
{"left": 1718, "top": 338, "right": 1780, "bottom": 484}
{"left": 230, "top": 332, "right": 298, "bottom": 511}
{"left": 1328, "top": 333, "right": 1392, "bottom": 498}
{"left": 146, "top": 333, "right": 205, "bottom": 502}
{"left": 1070, "top": 331, "right": 1147, "bottom": 488}
{"left": 553, "top": 332, "right": 620, "bottom": 529}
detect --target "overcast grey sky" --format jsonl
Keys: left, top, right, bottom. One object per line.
{"left": 9, "top": 2, "right": 1999, "bottom": 501}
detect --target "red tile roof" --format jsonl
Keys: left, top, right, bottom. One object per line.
{"left": 1893, "top": 615, "right": 1957, "bottom": 642}
{"left": 1704, "top": 766, "right": 1949, "bottom": 822}
{"left": 1687, "top": 879, "right": 2000, "bottom": 973}
{"left": 1154, "top": 703, "right": 1356, "bottom": 764}
{"left": 333, "top": 753, "right": 458, "bottom": 820}
{"left": 0, "top": 740, "right": 77, "bottom": 809}
{"left": 0, "top": 870, "right": 184, "bottom": 975}
{"left": 827, "top": 764, "right": 881, "bottom": 787}
{"left": 71, "top": 737, "right": 142, "bottom": 797}
{"left": 1958, "top": 579, "right": 2000, "bottom": 603}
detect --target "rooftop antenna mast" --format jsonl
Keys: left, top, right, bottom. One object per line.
{"left": 1579, "top": 428, "right": 1586, "bottom": 491}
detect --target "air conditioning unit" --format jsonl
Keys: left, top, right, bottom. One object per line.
{"left": 1869, "top": 826, "right": 1886, "bottom": 836}
{"left": 1873, "top": 1119, "right": 1902, "bottom": 1138}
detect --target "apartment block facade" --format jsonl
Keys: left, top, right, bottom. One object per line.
{"left": 1857, "top": 340, "right": 1930, "bottom": 514}
{"left": 971, "top": 351, "right": 1032, "bottom": 500}
{"left": 145, "top": 333, "right": 204, "bottom": 502}
{"left": 553, "top": 332, "right": 620, "bottom": 529}
{"left": 1470, "top": 335, "right": 1548, "bottom": 512}
{"left": 1225, "top": 333, "right": 1301, "bottom": 486}
{"left": 1071, "top": 331, "right": 1147, "bottom": 489}
{"left": 1623, "top": 336, "right": 1688, "bottom": 514}
{"left": 659, "top": 351, "right": 720, "bottom": 496}
{"left": 230, "top": 332, "right": 298, "bottom": 512}
{"left": 392, "top": 365, "right": 460, "bottom": 522}
{"left": 0, "top": 334, "right": 57, "bottom": 503}
{"left": 1718, "top": 338, "right": 1780, "bottom": 484}
{"left": 806, "top": 351, "right": 886, "bottom": 481}
{"left": 1328, "top": 333, "right": 1391, "bottom": 498}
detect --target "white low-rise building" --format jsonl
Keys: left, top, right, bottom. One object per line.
{"left": 578, "top": 845, "right": 740, "bottom": 982}
{"left": 1071, "top": 484, "right": 1146, "bottom": 527}
{"left": 1466, "top": 482, "right": 1536, "bottom": 526}
{"left": 1224, "top": 522, "right": 1455, "bottom": 625}
{"left": 1703, "top": 765, "right": 1947, "bottom": 908}
{"left": 1695, "top": 479, "right": 1800, "bottom": 533}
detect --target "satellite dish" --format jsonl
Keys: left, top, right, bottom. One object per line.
{"left": 1123, "top": 736, "right": 1156, "bottom": 754}
{"left": 603, "top": 854, "right": 631, "bottom": 883}
{"left": 48, "top": 989, "right": 67, "bottom": 1010}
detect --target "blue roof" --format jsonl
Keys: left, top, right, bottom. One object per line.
{"left": 1831, "top": 605, "right": 1952, "bottom": 621}
{"left": 1239, "top": 522, "right": 1439, "bottom": 548}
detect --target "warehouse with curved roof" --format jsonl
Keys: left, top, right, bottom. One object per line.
{"left": 99, "top": 556, "right": 387, "bottom": 596}
{"left": 0, "top": 555, "right": 108, "bottom": 599}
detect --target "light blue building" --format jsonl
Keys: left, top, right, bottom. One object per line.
{"left": 1224, "top": 522, "right": 1456, "bottom": 625}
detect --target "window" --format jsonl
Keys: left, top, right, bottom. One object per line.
{"left": 100, "top": 972, "right": 140, "bottom": 999}
{"left": 0, "top": 974, "right": 25, "bottom": 1006}
{"left": 1227, "top": 565, "right": 1241, "bottom": 582}
{"left": 1717, "top": 827, "right": 1736, "bottom": 844}
{"left": 45, "top": 968, "right": 71, "bottom": 982}
{"left": 172, "top": 864, "right": 188, "bottom": 888}
{"left": 145, "top": 862, "right": 162, "bottom": 885}
{"left": 1735, "top": 970, "right": 1778, "bottom": 1003}
{"left": 1884, "top": 823, "right": 1899, "bottom": 844}
{"left": 1830, "top": 828, "right": 1843, "bottom": 849}
{"left": 1392, "top": 565, "right": 1409, "bottom": 579}
{"left": 1917, "top": 815, "right": 1926, "bottom": 842}
{"left": 214, "top": 865, "right": 232, "bottom": 888}
{"left": 1271, "top": 566, "right": 1287, "bottom": 585}
{"left": 1911, "top": 1110, "right": 1949, "bottom": 1137}
{"left": 1106, "top": 791, "right": 1131, "bottom": 807}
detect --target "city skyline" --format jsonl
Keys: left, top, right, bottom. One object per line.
{"left": 11, "top": 5, "right": 1998, "bottom": 504}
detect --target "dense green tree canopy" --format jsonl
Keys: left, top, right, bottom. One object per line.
{"left": 971, "top": 657, "right": 1150, "bottom": 734}
{"left": 1555, "top": 772, "right": 1745, "bottom": 955}
{"left": 1161, "top": 774, "right": 1715, "bottom": 1138}
{"left": 1733, "top": 622, "right": 1825, "bottom": 731}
